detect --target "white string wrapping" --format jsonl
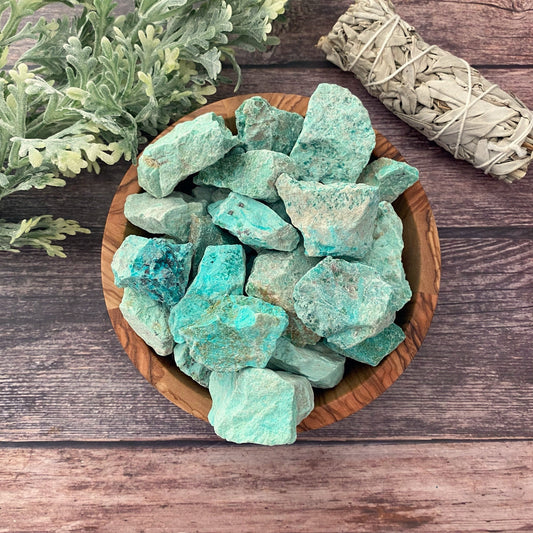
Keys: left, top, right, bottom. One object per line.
{"left": 318, "top": 0, "right": 533, "bottom": 183}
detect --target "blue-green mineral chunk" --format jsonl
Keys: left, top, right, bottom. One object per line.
{"left": 124, "top": 192, "right": 206, "bottom": 242}
{"left": 290, "top": 83, "right": 375, "bottom": 183}
{"left": 180, "top": 295, "right": 288, "bottom": 372}
{"left": 208, "top": 192, "right": 300, "bottom": 251}
{"left": 196, "top": 150, "right": 299, "bottom": 203}
{"left": 235, "top": 96, "right": 304, "bottom": 154}
{"left": 208, "top": 367, "right": 313, "bottom": 445}
{"left": 362, "top": 201, "right": 412, "bottom": 310}
{"left": 293, "top": 257, "right": 395, "bottom": 347}
{"left": 137, "top": 112, "right": 238, "bottom": 198}
{"left": 119, "top": 287, "right": 174, "bottom": 356}
{"left": 326, "top": 323, "right": 405, "bottom": 366}
{"left": 112, "top": 235, "right": 193, "bottom": 307}
{"left": 268, "top": 337, "right": 345, "bottom": 389}
{"left": 357, "top": 157, "right": 419, "bottom": 202}
{"left": 246, "top": 246, "right": 321, "bottom": 345}
{"left": 173, "top": 343, "right": 211, "bottom": 387}
{"left": 168, "top": 244, "right": 246, "bottom": 343}
{"left": 276, "top": 174, "right": 379, "bottom": 259}
{"left": 188, "top": 214, "right": 237, "bottom": 276}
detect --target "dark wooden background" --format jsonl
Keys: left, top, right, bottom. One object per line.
{"left": 1, "top": 1, "right": 532, "bottom": 530}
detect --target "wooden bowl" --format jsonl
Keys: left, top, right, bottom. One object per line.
{"left": 101, "top": 93, "right": 441, "bottom": 431}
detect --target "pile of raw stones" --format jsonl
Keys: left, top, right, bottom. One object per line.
{"left": 112, "top": 83, "right": 419, "bottom": 445}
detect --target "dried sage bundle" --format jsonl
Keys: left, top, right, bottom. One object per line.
{"left": 318, "top": 0, "right": 533, "bottom": 183}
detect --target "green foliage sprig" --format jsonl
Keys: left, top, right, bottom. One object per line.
{"left": 0, "top": 0, "right": 287, "bottom": 256}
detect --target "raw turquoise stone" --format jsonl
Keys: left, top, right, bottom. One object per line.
{"left": 246, "top": 246, "right": 321, "bottom": 345}
{"left": 235, "top": 96, "right": 304, "bottom": 154}
{"left": 208, "top": 192, "right": 300, "bottom": 252}
{"left": 208, "top": 367, "right": 313, "bottom": 445}
{"left": 137, "top": 112, "right": 238, "bottom": 198}
{"left": 268, "top": 337, "right": 345, "bottom": 389}
{"left": 168, "top": 244, "right": 246, "bottom": 343}
{"left": 293, "top": 257, "right": 395, "bottom": 347}
{"left": 173, "top": 343, "right": 211, "bottom": 387}
{"left": 179, "top": 295, "right": 288, "bottom": 372}
{"left": 119, "top": 287, "right": 174, "bottom": 356}
{"left": 325, "top": 323, "right": 405, "bottom": 366}
{"left": 276, "top": 174, "right": 380, "bottom": 259}
{"left": 290, "top": 83, "right": 375, "bottom": 183}
{"left": 112, "top": 235, "right": 193, "bottom": 307}
{"left": 361, "top": 201, "right": 412, "bottom": 310}
{"left": 357, "top": 157, "right": 419, "bottom": 202}
{"left": 246, "top": 247, "right": 320, "bottom": 315}
{"left": 124, "top": 192, "right": 206, "bottom": 242}
{"left": 188, "top": 214, "right": 237, "bottom": 277}
{"left": 195, "top": 149, "right": 300, "bottom": 203}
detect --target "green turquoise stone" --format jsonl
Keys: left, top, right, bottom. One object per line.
{"left": 208, "top": 192, "right": 300, "bottom": 252}
{"left": 246, "top": 247, "right": 320, "bottom": 315}
{"left": 361, "top": 201, "right": 412, "bottom": 310}
{"left": 276, "top": 174, "right": 379, "bottom": 259}
{"left": 173, "top": 343, "right": 211, "bottom": 387}
{"left": 325, "top": 323, "right": 405, "bottom": 366}
{"left": 293, "top": 257, "right": 395, "bottom": 347}
{"left": 137, "top": 112, "right": 238, "bottom": 198}
{"left": 168, "top": 244, "right": 246, "bottom": 343}
{"left": 188, "top": 214, "right": 237, "bottom": 277}
{"left": 357, "top": 157, "right": 419, "bottom": 202}
{"left": 284, "top": 314, "right": 322, "bottom": 347}
{"left": 268, "top": 337, "right": 345, "bottom": 389}
{"left": 124, "top": 192, "right": 206, "bottom": 242}
{"left": 235, "top": 96, "right": 304, "bottom": 154}
{"left": 179, "top": 295, "right": 288, "bottom": 372}
{"left": 119, "top": 287, "right": 174, "bottom": 356}
{"left": 245, "top": 246, "right": 321, "bottom": 346}
{"left": 112, "top": 235, "right": 193, "bottom": 307}
{"left": 195, "top": 149, "right": 300, "bottom": 203}
{"left": 208, "top": 367, "right": 313, "bottom": 445}
{"left": 290, "top": 83, "right": 375, "bottom": 183}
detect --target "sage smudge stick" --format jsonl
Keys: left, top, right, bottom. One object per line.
{"left": 318, "top": 0, "right": 533, "bottom": 183}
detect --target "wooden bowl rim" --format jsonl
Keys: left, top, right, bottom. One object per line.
{"left": 101, "top": 92, "right": 441, "bottom": 431}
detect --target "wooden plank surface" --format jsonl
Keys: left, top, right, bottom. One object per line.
{"left": 235, "top": 0, "right": 533, "bottom": 66}
{"left": 1, "top": 441, "right": 532, "bottom": 532}
{"left": 1, "top": 235, "right": 530, "bottom": 441}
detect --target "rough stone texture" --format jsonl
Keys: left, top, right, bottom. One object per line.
{"left": 188, "top": 214, "right": 237, "bottom": 277}
{"left": 208, "top": 192, "right": 300, "bottom": 252}
{"left": 245, "top": 247, "right": 321, "bottom": 346}
{"left": 179, "top": 295, "right": 288, "bottom": 372}
{"left": 112, "top": 235, "right": 193, "bottom": 307}
{"left": 284, "top": 314, "right": 322, "bottom": 347}
{"left": 361, "top": 201, "right": 412, "bottom": 311}
{"left": 293, "top": 257, "right": 395, "bottom": 347}
{"left": 246, "top": 247, "right": 320, "bottom": 314}
{"left": 195, "top": 150, "right": 300, "bottom": 202}
{"left": 276, "top": 174, "right": 380, "bottom": 259}
{"left": 268, "top": 337, "right": 345, "bottom": 389}
{"left": 168, "top": 244, "right": 246, "bottom": 343}
{"left": 290, "top": 83, "right": 375, "bottom": 183}
{"left": 119, "top": 287, "right": 174, "bottom": 356}
{"left": 137, "top": 112, "right": 238, "bottom": 197}
{"left": 325, "top": 323, "right": 406, "bottom": 367}
{"left": 235, "top": 96, "right": 304, "bottom": 154}
{"left": 124, "top": 192, "right": 206, "bottom": 242}
{"left": 173, "top": 343, "right": 211, "bottom": 388}
{"left": 208, "top": 367, "right": 313, "bottom": 445}
{"left": 357, "top": 157, "right": 419, "bottom": 202}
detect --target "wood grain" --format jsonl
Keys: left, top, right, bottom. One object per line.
{"left": 1, "top": 441, "right": 532, "bottom": 532}
{"left": 1, "top": 236, "right": 530, "bottom": 442}
{"left": 101, "top": 93, "right": 441, "bottom": 431}
{"left": 235, "top": 0, "right": 533, "bottom": 66}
